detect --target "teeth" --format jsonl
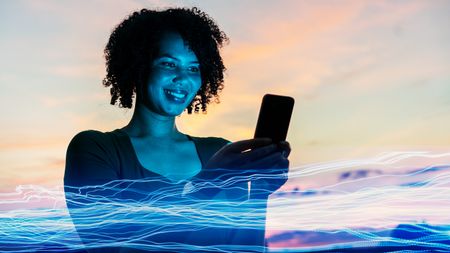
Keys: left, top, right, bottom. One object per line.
{"left": 165, "top": 90, "right": 187, "bottom": 99}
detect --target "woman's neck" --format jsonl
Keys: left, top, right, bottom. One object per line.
{"left": 121, "top": 103, "right": 184, "bottom": 140}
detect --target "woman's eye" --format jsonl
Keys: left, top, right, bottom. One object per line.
{"left": 188, "top": 66, "right": 200, "bottom": 73}
{"left": 161, "top": 62, "right": 176, "bottom": 68}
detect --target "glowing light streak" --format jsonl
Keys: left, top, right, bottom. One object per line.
{"left": 290, "top": 151, "right": 450, "bottom": 178}
{"left": 0, "top": 151, "right": 449, "bottom": 252}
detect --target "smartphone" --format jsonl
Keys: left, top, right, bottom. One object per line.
{"left": 254, "top": 94, "right": 294, "bottom": 143}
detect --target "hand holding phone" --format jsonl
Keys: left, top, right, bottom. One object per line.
{"left": 250, "top": 94, "right": 294, "bottom": 198}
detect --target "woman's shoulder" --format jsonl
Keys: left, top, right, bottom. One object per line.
{"left": 71, "top": 129, "right": 110, "bottom": 139}
{"left": 64, "top": 130, "right": 121, "bottom": 187}
{"left": 67, "top": 129, "right": 117, "bottom": 153}
{"left": 69, "top": 129, "right": 107, "bottom": 142}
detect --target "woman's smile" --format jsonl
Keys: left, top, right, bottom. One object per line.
{"left": 163, "top": 88, "right": 188, "bottom": 104}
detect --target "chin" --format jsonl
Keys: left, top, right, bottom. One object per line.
{"left": 164, "top": 107, "right": 187, "bottom": 117}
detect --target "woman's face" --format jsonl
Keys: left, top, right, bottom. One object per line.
{"left": 141, "top": 32, "right": 202, "bottom": 117}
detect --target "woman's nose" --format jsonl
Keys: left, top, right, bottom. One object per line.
{"left": 172, "top": 68, "right": 188, "bottom": 84}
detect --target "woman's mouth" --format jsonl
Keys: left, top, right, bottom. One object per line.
{"left": 163, "top": 89, "right": 188, "bottom": 104}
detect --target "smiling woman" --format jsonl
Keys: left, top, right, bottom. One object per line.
{"left": 63, "top": 7, "right": 290, "bottom": 253}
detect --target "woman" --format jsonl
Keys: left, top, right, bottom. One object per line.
{"left": 64, "top": 7, "right": 290, "bottom": 253}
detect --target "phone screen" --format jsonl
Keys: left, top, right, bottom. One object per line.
{"left": 254, "top": 94, "right": 294, "bottom": 143}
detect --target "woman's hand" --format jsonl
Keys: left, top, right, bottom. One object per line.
{"left": 203, "top": 138, "right": 291, "bottom": 198}
{"left": 250, "top": 141, "right": 290, "bottom": 199}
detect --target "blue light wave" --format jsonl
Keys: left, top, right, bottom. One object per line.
{"left": 0, "top": 151, "right": 449, "bottom": 252}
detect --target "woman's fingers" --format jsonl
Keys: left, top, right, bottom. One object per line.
{"left": 278, "top": 141, "right": 291, "bottom": 158}
{"left": 206, "top": 139, "right": 290, "bottom": 177}
{"left": 225, "top": 138, "right": 272, "bottom": 153}
{"left": 228, "top": 142, "right": 290, "bottom": 169}
{"left": 236, "top": 140, "right": 290, "bottom": 162}
{"left": 240, "top": 151, "right": 284, "bottom": 171}
{"left": 237, "top": 143, "right": 278, "bottom": 161}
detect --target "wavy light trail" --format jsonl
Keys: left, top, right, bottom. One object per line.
{"left": 0, "top": 151, "right": 449, "bottom": 252}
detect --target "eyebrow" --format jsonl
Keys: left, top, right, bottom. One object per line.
{"left": 157, "top": 53, "right": 199, "bottom": 64}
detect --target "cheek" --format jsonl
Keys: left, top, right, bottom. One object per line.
{"left": 192, "top": 76, "right": 202, "bottom": 92}
{"left": 148, "top": 69, "right": 169, "bottom": 84}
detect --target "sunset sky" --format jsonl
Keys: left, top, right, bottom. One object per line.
{"left": 1, "top": 0, "right": 449, "bottom": 192}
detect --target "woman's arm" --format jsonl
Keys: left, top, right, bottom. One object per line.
{"left": 64, "top": 130, "right": 123, "bottom": 253}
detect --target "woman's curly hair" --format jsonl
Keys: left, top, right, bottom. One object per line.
{"left": 103, "top": 7, "right": 228, "bottom": 114}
